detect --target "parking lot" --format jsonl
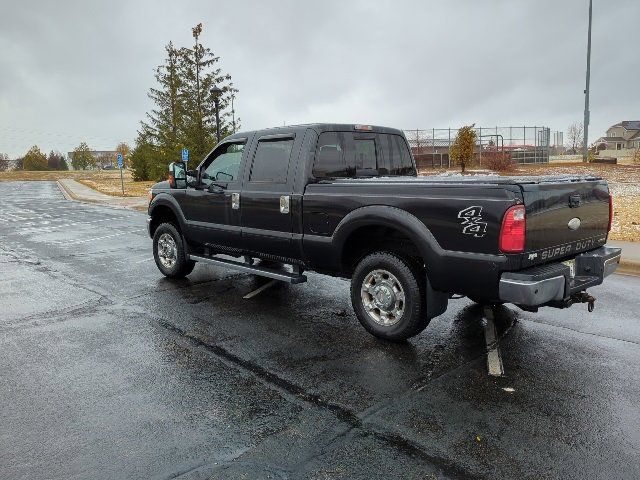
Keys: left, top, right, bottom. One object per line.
{"left": 1, "top": 181, "right": 639, "bottom": 479}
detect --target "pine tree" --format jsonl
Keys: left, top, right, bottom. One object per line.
{"left": 71, "top": 142, "right": 96, "bottom": 170}
{"left": 141, "top": 41, "right": 185, "bottom": 162}
{"left": 23, "top": 146, "right": 48, "bottom": 170}
{"left": 47, "top": 150, "right": 68, "bottom": 170}
{"left": 132, "top": 25, "right": 239, "bottom": 180}
{"left": 180, "top": 23, "right": 238, "bottom": 158}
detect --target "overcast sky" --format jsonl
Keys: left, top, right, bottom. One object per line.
{"left": 1, "top": 0, "right": 638, "bottom": 158}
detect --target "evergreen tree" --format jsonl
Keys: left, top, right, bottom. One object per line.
{"left": 141, "top": 41, "right": 185, "bottom": 163}
{"left": 47, "top": 150, "right": 68, "bottom": 170}
{"left": 179, "top": 23, "right": 238, "bottom": 158}
{"left": 23, "top": 145, "right": 48, "bottom": 170}
{"left": 132, "top": 24, "right": 239, "bottom": 180}
{"left": 71, "top": 142, "right": 97, "bottom": 170}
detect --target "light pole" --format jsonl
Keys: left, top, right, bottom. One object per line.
{"left": 583, "top": 0, "right": 592, "bottom": 162}
{"left": 211, "top": 84, "right": 222, "bottom": 143}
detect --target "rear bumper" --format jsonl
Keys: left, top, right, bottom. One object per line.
{"left": 498, "top": 245, "right": 622, "bottom": 307}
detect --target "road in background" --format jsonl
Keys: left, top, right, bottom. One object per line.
{"left": 1, "top": 181, "right": 639, "bottom": 479}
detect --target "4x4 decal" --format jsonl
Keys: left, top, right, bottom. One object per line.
{"left": 457, "top": 206, "right": 487, "bottom": 237}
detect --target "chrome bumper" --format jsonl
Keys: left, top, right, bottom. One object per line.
{"left": 499, "top": 245, "right": 622, "bottom": 307}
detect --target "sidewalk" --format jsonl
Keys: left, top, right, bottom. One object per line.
{"left": 608, "top": 240, "right": 640, "bottom": 276}
{"left": 57, "top": 179, "right": 148, "bottom": 212}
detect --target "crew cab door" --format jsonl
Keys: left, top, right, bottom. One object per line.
{"left": 240, "top": 133, "right": 300, "bottom": 259}
{"left": 181, "top": 139, "right": 248, "bottom": 249}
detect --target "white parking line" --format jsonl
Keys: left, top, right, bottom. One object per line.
{"left": 243, "top": 279, "right": 278, "bottom": 299}
{"left": 483, "top": 306, "right": 504, "bottom": 377}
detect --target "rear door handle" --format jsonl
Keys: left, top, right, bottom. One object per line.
{"left": 280, "top": 195, "right": 290, "bottom": 214}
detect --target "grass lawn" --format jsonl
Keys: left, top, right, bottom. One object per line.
{"left": 0, "top": 170, "right": 156, "bottom": 197}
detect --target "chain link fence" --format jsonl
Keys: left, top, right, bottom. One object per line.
{"left": 404, "top": 126, "right": 554, "bottom": 169}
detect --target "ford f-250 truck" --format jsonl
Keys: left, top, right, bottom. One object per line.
{"left": 147, "top": 123, "right": 621, "bottom": 341}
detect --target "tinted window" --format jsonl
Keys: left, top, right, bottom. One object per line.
{"left": 313, "top": 132, "right": 348, "bottom": 178}
{"left": 249, "top": 138, "right": 294, "bottom": 183}
{"left": 201, "top": 143, "right": 244, "bottom": 186}
{"left": 378, "top": 134, "right": 415, "bottom": 176}
{"left": 354, "top": 139, "right": 377, "bottom": 175}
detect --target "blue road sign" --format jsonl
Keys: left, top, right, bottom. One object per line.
{"left": 117, "top": 153, "right": 123, "bottom": 168}
{"left": 181, "top": 148, "right": 189, "bottom": 162}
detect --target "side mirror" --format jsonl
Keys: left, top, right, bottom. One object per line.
{"left": 168, "top": 162, "right": 187, "bottom": 189}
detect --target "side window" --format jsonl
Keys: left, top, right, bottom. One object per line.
{"left": 201, "top": 143, "right": 245, "bottom": 186}
{"left": 313, "top": 132, "right": 347, "bottom": 178}
{"left": 378, "top": 134, "right": 416, "bottom": 176}
{"left": 354, "top": 138, "right": 377, "bottom": 175}
{"left": 249, "top": 138, "right": 294, "bottom": 183}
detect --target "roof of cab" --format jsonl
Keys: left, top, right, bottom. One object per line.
{"left": 224, "top": 123, "right": 405, "bottom": 142}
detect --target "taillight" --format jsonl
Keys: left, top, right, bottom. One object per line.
{"left": 499, "top": 205, "right": 526, "bottom": 253}
{"left": 608, "top": 194, "right": 613, "bottom": 232}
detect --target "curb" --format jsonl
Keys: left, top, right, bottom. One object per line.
{"left": 618, "top": 259, "right": 640, "bottom": 277}
{"left": 57, "top": 180, "right": 147, "bottom": 212}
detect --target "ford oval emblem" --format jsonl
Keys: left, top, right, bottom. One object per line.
{"left": 568, "top": 217, "right": 581, "bottom": 230}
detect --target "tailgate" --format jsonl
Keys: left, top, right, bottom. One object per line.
{"left": 521, "top": 178, "right": 610, "bottom": 267}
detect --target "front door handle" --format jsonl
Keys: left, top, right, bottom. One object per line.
{"left": 280, "top": 195, "right": 290, "bottom": 214}
{"left": 231, "top": 193, "right": 240, "bottom": 210}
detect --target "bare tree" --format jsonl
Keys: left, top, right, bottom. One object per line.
{"left": 567, "top": 122, "right": 584, "bottom": 154}
{"left": 0, "top": 153, "right": 9, "bottom": 171}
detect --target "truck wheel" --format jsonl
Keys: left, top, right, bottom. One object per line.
{"left": 153, "top": 223, "right": 195, "bottom": 278}
{"left": 350, "top": 252, "right": 429, "bottom": 342}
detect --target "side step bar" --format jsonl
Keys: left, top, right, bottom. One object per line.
{"left": 189, "top": 255, "right": 307, "bottom": 284}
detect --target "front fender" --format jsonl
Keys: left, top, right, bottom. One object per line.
{"left": 148, "top": 192, "right": 188, "bottom": 235}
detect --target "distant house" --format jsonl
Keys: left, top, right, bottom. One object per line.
{"left": 67, "top": 150, "right": 116, "bottom": 169}
{"left": 595, "top": 121, "right": 640, "bottom": 152}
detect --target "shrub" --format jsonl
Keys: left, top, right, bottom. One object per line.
{"left": 484, "top": 151, "right": 515, "bottom": 172}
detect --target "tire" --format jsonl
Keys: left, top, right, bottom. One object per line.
{"left": 350, "top": 252, "right": 429, "bottom": 342}
{"left": 152, "top": 223, "right": 196, "bottom": 278}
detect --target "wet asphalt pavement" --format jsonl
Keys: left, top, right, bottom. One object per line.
{"left": 1, "top": 181, "right": 639, "bottom": 479}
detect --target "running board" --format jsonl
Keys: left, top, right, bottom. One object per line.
{"left": 189, "top": 255, "right": 307, "bottom": 284}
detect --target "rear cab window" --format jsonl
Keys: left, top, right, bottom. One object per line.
{"left": 313, "top": 131, "right": 415, "bottom": 179}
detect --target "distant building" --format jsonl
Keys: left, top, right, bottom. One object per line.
{"left": 595, "top": 121, "right": 640, "bottom": 152}
{"left": 67, "top": 150, "right": 116, "bottom": 169}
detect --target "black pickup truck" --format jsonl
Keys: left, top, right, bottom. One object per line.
{"left": 147, "top": 123, "right": 621, "bottom": 341}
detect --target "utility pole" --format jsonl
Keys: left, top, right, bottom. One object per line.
{"left": 582, "top": 0, "right": 592, "bottom": 162}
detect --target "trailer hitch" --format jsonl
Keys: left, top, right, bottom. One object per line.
{"left": 571, "top": 291, "right": 596, "bottom": 312}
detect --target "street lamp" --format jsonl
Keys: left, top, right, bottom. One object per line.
{"left": 211, "top": 84, "right": 222, "bottom": 143}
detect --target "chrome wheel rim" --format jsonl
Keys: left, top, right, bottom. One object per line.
{"left": 157, "top": 233, "right": 177, "bottom": 269}
{"left": 361, "top": 269, "right": 405, "bottom": 326}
